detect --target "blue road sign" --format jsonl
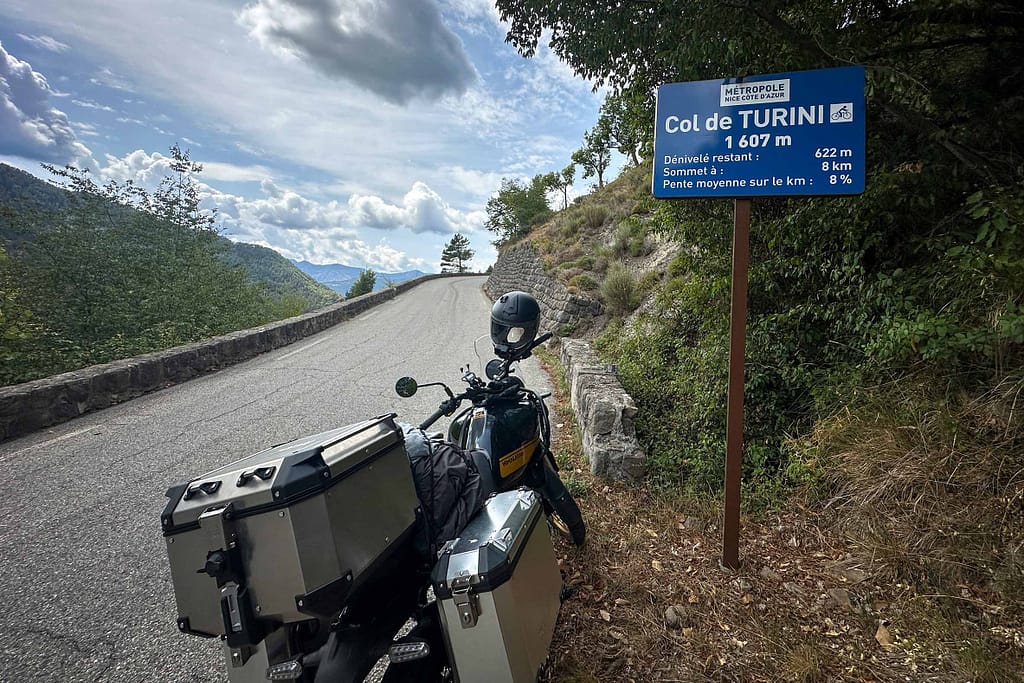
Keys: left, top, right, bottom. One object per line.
{"left": 653, "top": 66, "right": 865, "bottom": 198}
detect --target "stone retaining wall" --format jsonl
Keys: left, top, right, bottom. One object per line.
{"left": 0, "top": 274, "right": 468, "bottom": 442}
{"left": 483, "top": 243, "right": 599, "bottom": 335}
{"left": 560, "top": 339, "right": 646, "bottom": 482}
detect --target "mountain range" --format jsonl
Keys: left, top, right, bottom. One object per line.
{"left": 290, "top": 260, "right": 427, "bottom": 294}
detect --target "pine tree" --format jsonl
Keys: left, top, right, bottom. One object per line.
{"left": 346, "top": 269, "right": 376, "bottom": 298}
{"left": 440, "top": 233, "right": 475, "bottom": 273}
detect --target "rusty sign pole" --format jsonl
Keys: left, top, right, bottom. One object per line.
{"left": 722, "top": 198, "right": 751, "bottom": 570}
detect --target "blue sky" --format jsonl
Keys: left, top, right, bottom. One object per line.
{"left": 0, "top": 0, "right": 620, "bottom": 272}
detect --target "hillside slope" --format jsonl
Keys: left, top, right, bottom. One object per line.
{"left": 0, "top": 163, "right": 338, "bottom": 311}
{"left": 225, "top": 244, "right": 338, "bottom": 309}
{"left": 490, "top": 160, "right": 1022, "bottom": 682}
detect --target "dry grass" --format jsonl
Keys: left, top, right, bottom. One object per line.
{"left": 805, "top": 374, "right": 1024, "bottom": 604}
{"left": 535, "top": 352, "right": 1024, "bottom": 682}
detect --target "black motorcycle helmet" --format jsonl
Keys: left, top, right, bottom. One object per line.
{"left": 490, "top": 291, "right": 540, "bottom": 358}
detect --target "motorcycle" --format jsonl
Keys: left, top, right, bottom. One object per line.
{"left": 163, "top": 333, "right": 582, "bottom": 683}
{"left": 394, "top": 330, "right": 586, "bottom": 547}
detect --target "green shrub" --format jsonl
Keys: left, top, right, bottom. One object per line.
{"left": 568, "top": 273, "right": 598, "bottom": 291}
{"left": 613, "top": 216, "right": 649, "bottom": 257}
{"left": 600, "top": 263, "right": 639, "bottom": 316}
{"left": 582, "top": 204, "right": 609, "bottom": 229}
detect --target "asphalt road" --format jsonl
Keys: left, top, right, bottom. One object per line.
{"left": 0, "top": 277, "right": 552, "bottom": 682}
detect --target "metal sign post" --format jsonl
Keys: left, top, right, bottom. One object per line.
{"left": 651, "top": 66, "right": 866, "bottom": 570}
{"left": 723, "top": 198, "right": 750, "bottom": 569}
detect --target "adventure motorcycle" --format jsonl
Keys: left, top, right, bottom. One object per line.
{"left": 162, "top": 292, "right": 580, "bottom": 683}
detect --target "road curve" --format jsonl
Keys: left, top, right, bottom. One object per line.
{"left": 0, "top": 277, "right": 552, "bottom": 682}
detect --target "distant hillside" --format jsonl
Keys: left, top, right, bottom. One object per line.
{"left": 291, "top": 260, "right": 427, "bottom": 294}
{"left": 0, "top": 163, "right": 338, "bottom": 311}
{"left": 224, "top": 244, "right": 339, "bottom": 309}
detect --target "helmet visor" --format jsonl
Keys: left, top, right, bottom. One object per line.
{"left": 506, "top": 326, "right": 526, "bottom": 344}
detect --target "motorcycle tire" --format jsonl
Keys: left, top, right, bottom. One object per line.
{"left": 539, "top": 460, "right": 586, "bottom": 546}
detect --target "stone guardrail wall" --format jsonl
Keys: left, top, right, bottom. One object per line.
{"left": 0, "top": 273, "right": 472, "bottom": 442}
{"left": 483, "top": 242, "right": 600, "bottom": 335}
{"left": 560, "top": 339, "right": 646, "bottom": 482}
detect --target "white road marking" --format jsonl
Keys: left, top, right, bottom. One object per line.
{"left": 0, "top": 423, "right": 102, "bottom": 461}
{"left": 276, "top": 337, "right": 328, "bottom": 361}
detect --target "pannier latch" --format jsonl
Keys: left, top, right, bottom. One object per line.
{"left": 450, "top": 575, "right": 479, "bottom": 629}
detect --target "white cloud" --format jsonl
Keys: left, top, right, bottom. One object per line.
{"left": 16, "top": 33, "right": 70, "bottom": 53}
{"left": 98, "top": 148, "right": 173, "bottom": 187}
{"left": 199, "top": 160, "right": 272, "bottom": 183}
{"left": 71, "top": 121, "right": 100, "bottom": 137}
{"left": 237, "top": 0, "right": 478, "bottom": 104}
{"left": 89, "top": 67, "right": 135, "bottom": 92}
{"left": 0, "top": 41, "right": 93, "bottom": 164}
{"left": 439, "top": 165, "right": 504, "bottom": 201}
{"left": 348, "top": 181, "right": 484, "bottom": 234}
{"left": 72, "top": 98, "right": 115, "bottom": 112}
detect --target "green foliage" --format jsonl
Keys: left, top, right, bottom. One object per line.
{"left": 440, "top": 233, "right": 475, "bottom": 273}
{"left": 600, "top": 263, "right": 639, "bottom": 316}
{"left": 613, "top": 216, "right": 648, "bottom": 257}
{"left": 499, "top": 0, "right": 1024, "bottom": 513}
{"left": 557, "top": 321, "right": 578, "bottom": 337}
{"left": 549, "top": 164, "right": 576, "bottom": 211}
{"left": 596, "top": 89, "right": 652, "bottom": 166}
{"left": 485, "top": 174, "right": 555, "bottom": 245}
{"left": 346, "top": 269, "right": 376, "bottom": 298}
{"left": 0, "top": 147, "right": 305, "bottom": 386}
{"left": 567, "top": 273, "right": 598, "bottom": 291}
{"left": 223, "top": 242, "right": 338, "bottom": 310}
{"left": 571, "top": 124, "right": 612, "bottom": 189}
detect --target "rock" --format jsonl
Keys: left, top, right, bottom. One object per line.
{"left": 664, "top": 604, "right": 692, "bottom": 629}
{"left": 759, "top": 566, "right": 782, "bottom": 582}
{"left": 828, "top": 588, "right": 852, "bottom": 611}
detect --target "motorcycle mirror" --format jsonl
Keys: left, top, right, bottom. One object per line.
{"left": 395, "top": 377, "right": 418, "bottom": 398}
{"left": 485, "top": 359, "right": 504, "bottom": 380}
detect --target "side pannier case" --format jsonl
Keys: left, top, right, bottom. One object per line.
{"left": 432, "top": 489, "right": 562, "bottom": 683}
{"left": 161, "top": 414, "right": 417, "bottom": 647}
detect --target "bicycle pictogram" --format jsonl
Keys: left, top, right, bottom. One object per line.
{"left": 830, "top": 105, "right": 852, "bottom": 121}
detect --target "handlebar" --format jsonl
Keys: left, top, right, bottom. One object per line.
{"left": 418, "top": 403, "right": 454, "bottom": 431}
{"left": 414, "top": 331, "right": 553, "bottom": 431}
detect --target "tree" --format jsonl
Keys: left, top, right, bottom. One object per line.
{"left": 548, "top": 164, "right": 575, "bottom": 210}
{"left": 485, "top": 174, "right": 555, "bottom": 245}
{"left": 0, "top": 145, "right": 304, "bottom": 384}
{"left": 571, "top": 123, "right": 612, "bottom": 189}
{"left": 440, "top": 233, "right": 475, "bottom": 273}
{"left": 597, "top": 90, "right": 652, "bottom": 166}
{"left": 495, "top": 0, "right": 1023, "bottom": 184}
{"left": 346, "top": 269, "right": 376, "bottom": 298}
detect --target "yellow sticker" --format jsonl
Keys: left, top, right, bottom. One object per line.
{"left": 499, "top": 439, "right": 538, "bottom": 478}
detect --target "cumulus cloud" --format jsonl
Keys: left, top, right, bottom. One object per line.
{"left": 237, "top": 0, "right": 477, "bottom": 104}
{"left": 16, "top": 33, "right": 71, "bottom": 53}
{"left": 348, "top": 181, "right": 483, "bottom": 234}
{"left": 99, "top": 149, "right": 174, "bottom": 188}
{"left": 91, "top": 147, "right": 477, "bottom": 269}
{"left": 0, "top": 42, "right": 93, "bottom": 164}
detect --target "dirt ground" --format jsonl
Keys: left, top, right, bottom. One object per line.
{"left": 537, "top": 360, "right": 1024, "bottom": 683}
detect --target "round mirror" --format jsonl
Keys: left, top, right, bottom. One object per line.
{"left": 395, "top": 377, "right": 418, "bottom": 398}
{"left": 485, "top": 359, "right": 504, "bottom": 380}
